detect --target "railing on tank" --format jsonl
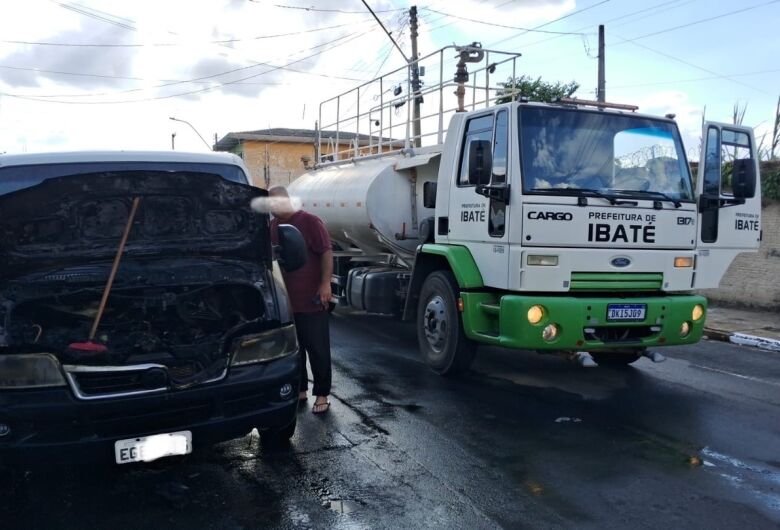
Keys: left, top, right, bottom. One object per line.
{"left": 315, "top": 43, "right": 522, "bottom": 168}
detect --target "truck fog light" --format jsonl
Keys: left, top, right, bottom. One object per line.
{"left": 680, "top": 321, "right": 691, "bottom": 337}
{"left": 527, "top": 255, "right": 558, "bottom": 266}
{"left": 542, "top": 324, "right": 559, "bottom": 342}
{"left": 674, "top": 256, "right": 694, "bottom": 268}
{"left": 527, "top": 305, "right": 545, "bottom": 324}
{"left": 692, "top": 304, "right": 704, "bottom": 321}
{"left": 0, "top": 424, "right": 10, "bottom": 437}
{"left": 279, "top": 384, "right": 293, "bottom": 399}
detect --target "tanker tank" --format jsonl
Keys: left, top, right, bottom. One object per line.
{"left": 287, "top": 151, "right": 440, "bottom": 263}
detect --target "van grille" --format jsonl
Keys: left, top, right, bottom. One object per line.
{"left": 569, "top": 272, "right": 663, "bottom": 292}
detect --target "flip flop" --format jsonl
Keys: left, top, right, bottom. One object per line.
{"left": 312, "top": 401, "right": 330, "bottom": 414}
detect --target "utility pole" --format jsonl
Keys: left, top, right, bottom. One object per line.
{"left": 410, "top": 5, "right": 422, "bottom": 148}
{"left": 171, "top": 132, "right": 176, "bottom": 150}
{"left": 597, "top": 24, "right": 605, "bottom": 102}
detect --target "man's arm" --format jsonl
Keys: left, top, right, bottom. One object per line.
{"left": 318, "top": 249, "right": 333, "bottom": 308}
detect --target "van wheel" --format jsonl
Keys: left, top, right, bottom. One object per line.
{"left": 260, "top": 417, "right": 297, "bottom": 449}
{"left": 591, "top": 352, "right": 642, "bottom": 366}
{"left": 417, "top": 271, "right": 476, "bottom": 375}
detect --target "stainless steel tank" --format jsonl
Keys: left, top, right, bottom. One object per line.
{"left": 288, "top": 152, "right": 440, "bottom": 261}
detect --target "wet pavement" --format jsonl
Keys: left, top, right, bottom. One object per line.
{"left": 3, "top": 309, "right": 780, "bottom": 529}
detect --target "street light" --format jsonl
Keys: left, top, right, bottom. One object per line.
{"left": 169, "top": 117, "right": 212, "bottom": 150}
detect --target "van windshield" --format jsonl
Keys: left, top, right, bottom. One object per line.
{"left": 519, "top": 106, "right": 694, "bottom": 201}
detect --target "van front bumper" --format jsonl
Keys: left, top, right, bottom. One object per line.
{"left": 0, "top": 354, "right": 299, "bottom": 464}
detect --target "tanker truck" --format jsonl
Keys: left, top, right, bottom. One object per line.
{"left": 288, "top": 44, "right": 762, "bottom": 374}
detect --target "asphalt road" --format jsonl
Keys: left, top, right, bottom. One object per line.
{"left": 3, "top": 310, "right": 780, "bottom": 529}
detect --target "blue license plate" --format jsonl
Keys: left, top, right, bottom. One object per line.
{"left": 606, "top": 304, "right": 646, "bottom": 322}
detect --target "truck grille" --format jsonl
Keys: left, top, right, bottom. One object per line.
{"left": 569, "top": 272, "right": 663, "bottom": 292}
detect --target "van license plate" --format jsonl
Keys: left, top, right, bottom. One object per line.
{"left": 607, "top": 304, "right": 646, "bottom": 322}
{"left": 115, "top": 431, "right": 192, "bottom": 464}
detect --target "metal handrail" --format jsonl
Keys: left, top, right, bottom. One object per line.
{"left": 316, "top": 44, "right": 522, "bottom": 167}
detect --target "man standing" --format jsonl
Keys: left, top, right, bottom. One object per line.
{"left": 268, "top": 186, "right": 333, "bottom": 414}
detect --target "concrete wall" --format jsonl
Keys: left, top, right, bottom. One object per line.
{"left": 237, "top": 141, "right": 314, "bottom": 189}
{"left": 702, "top": 201, "right": 780, "bottom": 309}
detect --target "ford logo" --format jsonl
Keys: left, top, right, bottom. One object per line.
{"left": 611, "top": 257, "right": 631, "bottom": 268}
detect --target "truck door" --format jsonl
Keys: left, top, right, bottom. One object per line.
{"left": 447, "top": 108, "right": 511, "bottom": 289}
{"left": 694, "top": 121, "right": 761, "bottom": 288}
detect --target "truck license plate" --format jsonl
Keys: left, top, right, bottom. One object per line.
{"left": 115, "top": 431, "right": 192, "bottom": 464}
{"left": 606, "top": 304, "right": 646, "bottom": 322}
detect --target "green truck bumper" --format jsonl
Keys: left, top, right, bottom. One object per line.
{"left": 461, "top": 293, "right": 707, "bottom": 351}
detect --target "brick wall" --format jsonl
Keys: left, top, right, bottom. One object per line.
{"left": 701, "top": 201, "right": 780, "bottom": 309}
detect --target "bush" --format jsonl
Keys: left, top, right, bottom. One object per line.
{"left": 763, "top": 162, "right": 780, "bottom": 201}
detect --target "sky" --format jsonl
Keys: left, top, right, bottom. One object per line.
{"left": 0, "top": 0, "right": 778, "bottom": 160}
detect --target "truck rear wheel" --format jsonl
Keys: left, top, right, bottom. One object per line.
{"left": 417, "top": 271, "right": 476, "bottom": 375}
{"left": 590, "top": 351, "right": 642, "bottom": 367}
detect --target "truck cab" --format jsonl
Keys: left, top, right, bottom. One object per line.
{"left": 422, "top": 100, "right": 760, "bottom": 368}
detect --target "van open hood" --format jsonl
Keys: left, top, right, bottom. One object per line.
{"left": 0, "top": 171, "right": 270, "bottom": 280}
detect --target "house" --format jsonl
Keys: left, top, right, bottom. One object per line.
{"left": 213, "top": 128, "right": 401, "bottom": 188}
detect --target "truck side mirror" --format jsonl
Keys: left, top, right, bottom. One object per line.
{"left": 276, "top": 224, "right": 307, "bottom": 272}
{"left": 731, "top": 158, "right": 756, "bottom": 199}
{"left": 423, "top": 181, "right": 437, "bottom": 208}
{"left": 468, "top": 140, "right": 492, "bottom": 186}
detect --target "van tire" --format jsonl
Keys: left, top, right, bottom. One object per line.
{"left": 417, "top": 271, "right": 476, "bottom": 375}
{"left": 260, "top": 417, "right": 297, "bottom": 449}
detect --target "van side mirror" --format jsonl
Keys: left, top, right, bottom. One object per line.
{"left": 276, "top": 224, "right": 307, "bottom": 272}
{"left": 731, "top": 158, "right": 756, "bottom": 199}
{"left": 468, "top": 140, "right": 492, "bottom": 186}
{"left": 423, "top": 181, "right": 437, "bottom": 208}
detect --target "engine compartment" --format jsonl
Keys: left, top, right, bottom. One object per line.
{"left": 6, "top": 282, "right": 269, "bottom": 377}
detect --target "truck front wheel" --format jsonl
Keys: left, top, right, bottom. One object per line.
{"left": 417, "top": 271, "right": 476, "bottom": 375}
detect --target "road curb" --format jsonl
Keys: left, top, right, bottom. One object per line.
{"left": 705, "top": 327, "right": 780, "bottom": 352}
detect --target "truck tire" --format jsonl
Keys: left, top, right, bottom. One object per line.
{"left": 417, "top": 271, "right": 476, "bottom": 375}
{"left": 260, "top": 417, "right": 297, "bottom": 449}
{"left": 590, "top": 351, "right": 642, "bottom": 367}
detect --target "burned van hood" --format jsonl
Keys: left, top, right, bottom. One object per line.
{"left": 0, "top": 170, "right": 271, "bottom": 280}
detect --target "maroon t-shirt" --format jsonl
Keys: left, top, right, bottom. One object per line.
{"left": 271, "top": 210, "right": 331, "bottom": 314}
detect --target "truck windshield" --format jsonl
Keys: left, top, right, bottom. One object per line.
{"left": 519, "top": 106, "right": 694, "bottom": 201}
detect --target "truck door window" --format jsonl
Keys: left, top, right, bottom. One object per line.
{"left": 458, "top": 114, "right": 494, "bottom": 186}
{"left": 720, "top": 130, "right": 751, "bottom": 197}
{"left": 489, "top": 110, "right": 508, "bottom": 237}
{"left": 702, "top": 127, "right": 721, "bottom": 197}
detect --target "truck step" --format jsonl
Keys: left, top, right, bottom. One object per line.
{"left": 478, "top": 302, "right": 500, "bottom": 316}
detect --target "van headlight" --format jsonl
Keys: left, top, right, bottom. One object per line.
{"left": 231, "top": 324, "right": 298, "bottom": 366}
{"left": 0, "top": 354, "right": 67, "bottom": 389}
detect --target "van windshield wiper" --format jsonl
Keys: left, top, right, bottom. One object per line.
{"left": 530, "top": 187, "right": 636, "bottom": 206}
{"left": 607, "top": 189, "right": 683, "bottom": 208}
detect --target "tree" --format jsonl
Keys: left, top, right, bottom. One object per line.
{"left": 495, "top": 75, "right": 580, "bottom": 104}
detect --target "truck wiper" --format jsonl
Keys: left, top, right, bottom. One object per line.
{"left": 608, "top": 189, "right": 682, "bottom": 208}
{"left": 530, "top": 187, "right": 636, "bottom": 206}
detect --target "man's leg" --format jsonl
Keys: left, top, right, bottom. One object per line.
{"left": 304, "top": 311, "right": 332, "bottom": 408}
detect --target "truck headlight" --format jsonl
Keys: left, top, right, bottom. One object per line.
{"left": 527, "top": 305, "right": 545, "bottom": 324}
{"left": 231, "top": 324, "right": 298, "bottom": 366}
{"left": 692, "top": 304, "right": 704, "bottom": 321}
{"left": 0, "top": 354, "right": 67, "bottom": 389}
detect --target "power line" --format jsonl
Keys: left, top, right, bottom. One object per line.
{"left": 606, "top": 67, "right": 780, "bottom": 90}
{"left": 612, "top": 34, "right": 772, "bottom": 95}
{"left": 0, "top": 20, "right": 368, "bottom": 47}
{"left": 264, "top": 2, "right": 405, "bottom": 14}
{"left": 1, "top": 29, "right": 372, "bottom": 104}
{"left": 52, "top": 1, "right": 138, "bottom": 32}
{"left": 615, "top": 0, "right": 780, "bottom": 45}
{"left": 488, "top": 0, "right": 612, "bottom": 47}
{"left": 421, "top": 7, "right": 588, "bottom": 35}
{"left": 361, "top": 0, "right": 409, "bottom": 62}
